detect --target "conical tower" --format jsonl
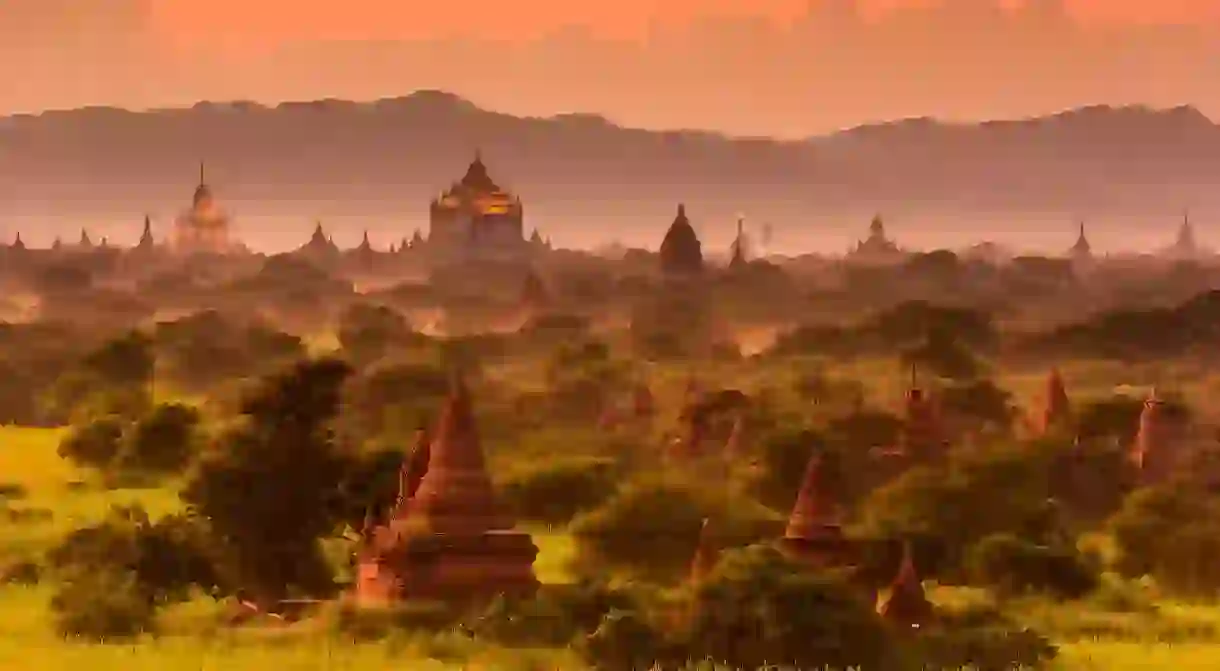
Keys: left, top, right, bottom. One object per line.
{"left": 785, "top": 451, "right": 844, "bottom": 540}
{"left": 660, "top": 203, "right": 704, "bottom": 276}
{"left": 878, "top": 541, "right": 933, "bottom": 628}
{"left": 79, "top": 228, "right": 92, "bottom": 248}
{"left": 357, "top": 374, "right": 539, "bottom": 604}
{"left": 778, "top": 450, "right": 854, "bottom": 568}
{"left": 137, "top": 215, "right": 155, "bottom": 249}
{"left": 728, "top": 216, "right": 747, "bottom": 268}
{"left": 407, "top": 375, "right": 514, "bottom": 534}
{"left": 10, "top": 232, "right": 24, "bottom": 251}
{"left": 900, "top": 365, "right": 946, "bottom": 462}
{"left": 688, "top": 518, "right": 719, "bottom": 585}
{"left": 392, "top": 428, "right": 432, "bottom": 515}
{"left": 1131, "top": 388, "right": 1184, "bottom": 485}
{"left": 1040, "top": 368, "right": 1071, "bottom": 434}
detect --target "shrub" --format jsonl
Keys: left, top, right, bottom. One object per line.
{"left": 50, "top": 569, "right": 156, "bottom": 641}
{"left": 966, "top": 533, "right": 1099, "bottom": 599}
{"left": 500, "top": 458, "right": 618, "bottom": 526}
{"left": 682, "top": 545, "right": 898, "bottom": 671}
{"left": 913, "top": 626, "right": 1058, "bottom": 671}
{"left": 471, "top": 582, "right": 640, "bottom": 648}
{"left": 56, "top": 415, "right": 127, "bottom": 471}
{"left": 116, "top": 403, "right": 201, "bottom": 474}
{"left": 0, "top": 560, "right": 41, "bottom": 585}
{"left": 579, "top": 608, "right": 672, "bottom": 671}
{"left": 569, "top": 477, "right": 782, "bottom": 579}
{"left": 329, "top": 600, "right": 459, "bottom": 642}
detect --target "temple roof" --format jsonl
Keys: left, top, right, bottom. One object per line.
{"left": 1041, "top": 368, "right": 1071, "bottom": 431}
{"left": 138, "top": 215, "right": 154, "bottom": 248}
{"left": 1071, "top": 221, "right": 1091, "bottom": 256}
{"left": 688, "top": 518, "right": 719, "bottom": 585}
{"left": 785, "top": 451, "right": 843, "bottom": 540}
{"left": 407, "top": 374, "right": 514, "bottom": 534}
{"left": 458, "top": 151, "right": 501, "bottom": 193}
{"left": 193, "top": 162, "right": 213, "bottom": 208}
{"left": 878, "top": 542, "right": 933, "bottom": 627}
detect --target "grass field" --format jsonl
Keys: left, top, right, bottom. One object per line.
{"left": 5, "top": 424, "right": 1220, "bottom": 669}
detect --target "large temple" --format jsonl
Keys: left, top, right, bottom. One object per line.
{"left": 847, "top": 215, "right": 904, "bottom": 264}
{"left": 426, "top": 152, "right": 530, "bottom": 259}
{"left": 173, "top": 163, "right": 235, "bottom": 255}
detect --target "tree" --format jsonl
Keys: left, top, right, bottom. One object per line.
{"left": 82, "top": 331, "right": 154, "bottom": 389}
{"left": 860, "top": 445, "right": 1065, "bottom": 575}
{"left": 1108, "top": 484, "right": 1220, "bottom": 595}
{"left": 965, "top": 533, "right": 1098, "bottom": 600}
{"left": 180, "top": 357, "right": 353, "bottom": 604}
{"left": 336, "top": 303, "right": 414, "bottom": 365}
{"left": 57, "top": 415, "right": 126, "bottom": 471}
{"left": 684, "top": 545, "right": 898, "bottom": 671}
{"left": 117, "top": 403, "right": 201, "bottom": 474}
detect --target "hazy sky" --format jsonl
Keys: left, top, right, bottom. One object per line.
{"left": 2, "top": 0, "right": 1219, "bottom": 136}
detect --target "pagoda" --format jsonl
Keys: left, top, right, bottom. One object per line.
{"left": 297, "top": 222, "right": 341, "bottom": 263}
{"left": 173, "top": 163, "right": 234, "bottom": 255}
{"left": 728, "top": 217, "right": 747, "bottom": 269}
{"left": 1130, "top": 389, "right": 1186, "bottom": 486}
{"left": 354, "top": 376, "right": 538, "bottom": 604}
{"left": 1038, "top": 368, "right": 1072, "bottom": 435}
{"left": 1069, "top": 221, "right": 1092, "bottom": 265}
{"left": 778, "top": 450, "right": 855, "bottom": 568}
{"left": 847, "top": 214, "right": 904, "bottom": 264}
{"left": 428, "top": 151, "right": 527, "bottom": 259}
{"left": 898, "top": 367, "right": 947, "bottom": 463}
{"left": 1166, "top": 211, "right": 1200, "bottom": 260}
{"left": 659, "top": 204, "right": 704, "bottom": 277}
{"left": 877, "top": 542, "right": 933, "bottom": 628}
{"left": 136, "top": 215, "right": 155, "bottom": 251}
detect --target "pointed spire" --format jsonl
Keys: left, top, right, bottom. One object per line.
{"left": 361, "top": 507, "right": 378, "bottom": 538}
{"left": 138, "top": 215, "right": 154, "bottom": 248}
{"left": 199, "top": 161, "right": 205, "bottom": 187}
{"left": 723, "top": 414, "right": 745, "bottom": 464}
{"left": 10, "top": 232, "right": 24, "bottom": 251}
{"left": 79, "top": 228, "right": 92, "bottom": 248}
{"left": 394, "top": 428, "right": 431, "bottom": 514}
{"left": 785, "top": 451, "right": 844, "bottom": 540}
{"left": 1040, "top": 368, "right": 1071, "bottom": 434}
{"left": 878, "top": 541, "right": 933, "bottom": 628}
{"left": 407, "top": 373, "right": 514, "bottom": 534}
{"left": 729, "top": 216, "right": 747, "bottom": 268}
{"left": 688, "top": 518, "right": 719, "bottom": 585}
{"left": 358, "top": 230, "right": 372, "bottom": 252}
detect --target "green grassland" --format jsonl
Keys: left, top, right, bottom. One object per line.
{"left": 5, "top": 396, "right": 1220, "bottom": 670}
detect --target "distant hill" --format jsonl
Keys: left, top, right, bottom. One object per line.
{"left": 1, "top": 91, "right": 1217, "bottom": 251}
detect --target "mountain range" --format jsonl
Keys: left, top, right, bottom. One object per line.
{"left": 1, "top": 91, "right": 1217, "bottom": 253}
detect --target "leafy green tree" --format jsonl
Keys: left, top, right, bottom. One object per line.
{"left": 569, "top": 477, "right": 781, "bottom": 580}
{"left": 965, "top": 533, "right": 1098, "bottom": 599}
{"left": 47, "top": 505, "right": 217, "bottom": 604}
{"left": 500, "top": 458, "right": 619, "bottom": 526}
{"left": 1108, "top": 484, "right": 1220, "bottom": 595}
{"left": 939, "top": 379, "right": 1017, "bottom": 434}
{"left": 180, "top": 357, "right": 353, "bottom": 605}
{"left": 117, "top": 403, "right": 201, "bottom": 474}
{"left": 860, "top": 445, "right": 1065, "bottom": 575}
{"left": 57, "top": 415, "right": 127, "bottom": 471}
{"left": 684, "top": 545, "right": 898, "bottom": 671}
{"left": 336, "top": 303, "right": 414, "bottom": 365}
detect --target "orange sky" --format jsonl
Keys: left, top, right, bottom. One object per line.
{"left": 152, "top": 0, "right": 1219, "bottom": 47}
{"left": 3, "top": 0, "right": 1218, "bottom": 136}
